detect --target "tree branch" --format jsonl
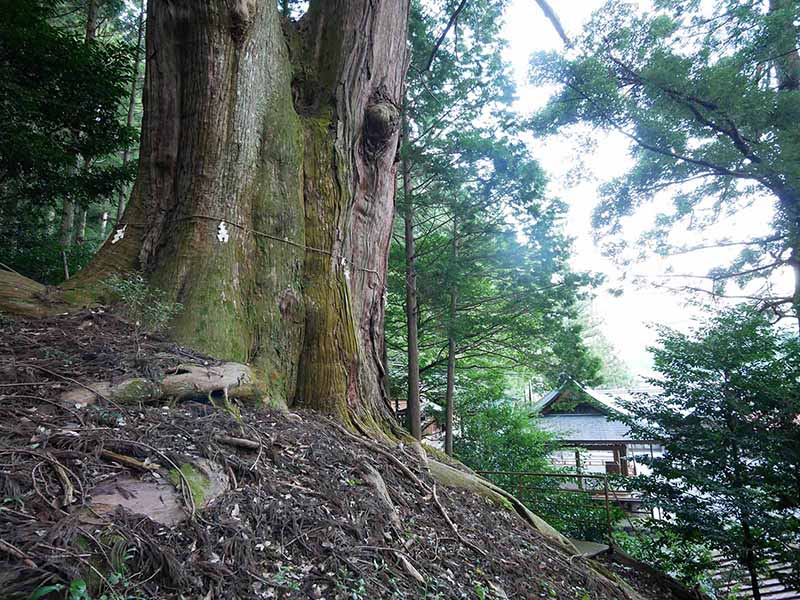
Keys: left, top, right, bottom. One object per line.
{"left": 533, "top": 0, "right": 570, "bottom": 46}
{"left": 425, "top": 0, "right": 470, "bottom": 72}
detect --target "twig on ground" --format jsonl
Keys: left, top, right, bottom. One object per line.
{"left": 2, "top": 394, "right": 87, "bottom": 426}
{"left": 47, "top": 451, "right": 75, "bottom": 506}
{"left": 432, "top": 482, "right": 487, "bottom": 557}
{"left": 16, "top": 363, "right": 129, "bottom": 416}
{"left": 0, "top": 538, "right": 37, "bottom": 568}
{"left": 213, "top": 434, "right": 260, "bottom": 450}
{"left": 100, "top": 449, "right": 161, "bottom": 471}
{"left": 327, "top": 420, "right": 428, "bottom": 492}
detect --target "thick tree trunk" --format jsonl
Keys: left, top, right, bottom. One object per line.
{"left": 402, "top": 113, "right": 421, "bottom": 440}
{"left": 67, "top": 0, "right": 409, "bottom": 430}
{"left": 116, "top": 0, "right": 145, "bottom": 224}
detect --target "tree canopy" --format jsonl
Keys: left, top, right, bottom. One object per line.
{"left": 622, "top": 307, "right": 800, "bottom": 598}
{"left": 0, "top": 0, "right": 139, "bottom": 282}
{"left": 531, "top": 0, "right": 800, "bottom": 328}
{"left": 387, "top": 0, "right": 603, "bottom": 449}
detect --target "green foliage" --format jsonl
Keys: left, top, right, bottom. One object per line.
{"left": 3, "top": 229, "right": 97, "bottom": 285}
{"left": 613, "top": 527, "right": 715, "bottom": 588}
{"left": 579, "top": 306, "right": 635, "bottom": 388}
{"left": 29, "top": 585, "right": 65, "bottom": 600}
{"left": 387, "top": 0, "right": 602, "bottom": 434}
{"left": 454, "top": 403, "right": 555, "bottom": 475}
{"left": 453, "top": 399, "right": 620, "bottom": 541}
{"left": 29, "top": 545, "right": 146, "bottom": 600}
{"left": 105, "top": 273, "right": 183, "bottom": 333}
{"left": 0, "top": 0, "right": 139, "bottom": 282}
{"left": 621, "top": 306, "right": 800, "bottom": 592}
{"left": 0, "top": 0, "right": 137, "bottom": 206}
{"left": 530, "top": 0, "right": 800, "bottom": 318}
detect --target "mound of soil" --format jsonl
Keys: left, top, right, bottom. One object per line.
{"left": 0, "top": 309, "right": 679, "bottom": 599}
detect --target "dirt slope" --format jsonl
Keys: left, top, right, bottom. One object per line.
{"left": 0, "top": 309, "right": 680, "bottom": 599}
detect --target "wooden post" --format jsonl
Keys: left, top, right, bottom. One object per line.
{"left": 603, "top": 475, "right": 613, "bottom": 549}
{"left": 619, "top": 444, "right": 629, "bottom": 477}
{"left": 575, "top": 450, "right": 584, "bottom": 490}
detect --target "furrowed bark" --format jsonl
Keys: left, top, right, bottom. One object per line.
{"left": 55, "top": 0, "right": 410, "bottom": 429}
{"left": 69, "top": 1, "right": 307, "bottom": 406}
{"left": 291, "top": 0, "right": 409, "bottom": 430}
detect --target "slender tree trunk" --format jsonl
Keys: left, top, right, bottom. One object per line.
{"left": 726, "top": 399, "right": 762, "bottom": 600}
{"left": 85, "top": 0, "right": 98, "bottom": 40}
{"left": 58, "top": 201, "right": 75, "bottom": 248}
{"left": 68, "top": 0, "right": 410, "bottom": 430}
{"left": 100, "top": 210, "right": 109, "bottom": 238}
{"left": 73, "top": 0, "right": 99, "bottom": 246}
{"left": 769, "top": 0, "right": 800, "bottom": 91}
{"left": 402, "top": 112, "right": 421, "bottom": 440}
{"left": 742, "top": 521, "right": 762, "bottom": 600}
{"left": 444, "top": 213, "right": 458, "bottom": 456}
{"left": 789, "top": 242, "right": 800, "bottom": 335}
{"left": 116, "top": 0, "right": 145, "bottom": 224}
{"left": 75, "top": 211, "right": 87, "bottom": 244}
{"left": 75, "top": 205, "right": 88, "bottom": 245}
{"left": 58, "top": 200, "right": 74, "bottom": 278}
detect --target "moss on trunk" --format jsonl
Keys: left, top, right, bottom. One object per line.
{"left": 0, "top": 0, "right": 411, "bottom": 433}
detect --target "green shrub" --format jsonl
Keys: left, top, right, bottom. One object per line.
{"left": 1, "top": 232, "right": 97, "bottom": 285}
{"left": 613, "top": 526, "right": 716, "bottom": 589}
{"left": 104, "top": 273, "right": 182, "bottom": 333}
{"left": 454, "top": 402, "right": 622, "bottom": 542}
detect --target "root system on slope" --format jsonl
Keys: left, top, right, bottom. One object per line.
{"left": 0, "top": 309, "right": 675, "bottom": 599}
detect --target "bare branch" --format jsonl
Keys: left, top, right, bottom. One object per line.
{"left": 425, "top": 0, "right": 470, "bottom": 72}
{"left": 533, "top": 0, "right": 570, "bottom": 46}
{"left": 662, "top": 235, "right": 783, "bottom": 257}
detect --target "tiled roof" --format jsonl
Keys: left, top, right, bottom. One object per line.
{"left": 531, "top": 381, "right": 662, "bottom": 417}
{"left": 536, "top": 414, "right": 635, "bottom": 443}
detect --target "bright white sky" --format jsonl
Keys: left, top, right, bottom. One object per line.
{"left": 499, "top": 0, "right": 786, "bottom": 377}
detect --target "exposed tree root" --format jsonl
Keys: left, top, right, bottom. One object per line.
{"left": 60, "top": 362, "right": 259, "bottom": 407}
{"left": 0, "top": 290, "right": 705, "bottom": 599}
{"left": 360, "top": 463, "right": 402, "bottom": 530}
{"left": 431, "top": 481, "right": 488, "bottom": 557}
{"left": 338, "top": 424, "right": 577, "bottom": 558}
{"left": 426, "top": 457, "right": 579, "bottom": 554}
{"left": 327, "top": 420, "right": 427, "bottom": 491}
{"left": 0, "top": 270, "right": 67, "bottom": 318}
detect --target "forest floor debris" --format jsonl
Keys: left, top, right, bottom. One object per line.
{"left": 0, "top": 309, "right": 687, "bottom": 599}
